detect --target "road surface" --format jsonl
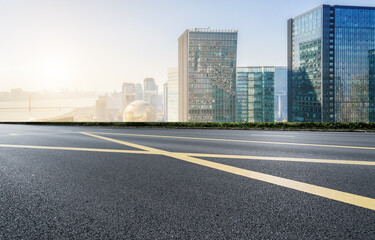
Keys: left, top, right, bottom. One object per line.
{"left": 0, "top": 124, "right": 375, "bottom": 239}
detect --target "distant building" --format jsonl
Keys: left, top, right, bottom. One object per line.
{"left": 122, "top": 82, "right": 136, "bottom": 110}
{"left": 143, "top": 78, "right": 158, "bottom": 108}
{"left": 95, "top": 92, "right": 124, "bottom": 122}
{"left": 0, "top": 92, "right": 10, "bottom": 101}
{"left": 135, "top": 83, "right": 143, "bottom": 101}
{"left": 167, "top": 67, "right": 178, "bottom": 122}
{"left": 163, "top": 82, "right": 168, "bottom": 122}
{"left": 10, "top": 88, "right": 27, "bottom": 101}
{"left": 157, "top": 94, "right": 163, "bottom": 109}
{"left": 178, "top": 28, "right": 238, "bottom": 122}
{"left": 274, "top": 67, "right": 288, "bottom": 122}
{"left": 288, "top": 5, "right": 375, "bottom": 122}
{"left": 155, "top": 94, "right": 163, "bottom": 121}
{"left": 124, "top": 100, "right": 156, "bottom": 122}
{"left": 106, "top": 92, "right": 122, "bottom": 112}
{"left": 236, "top": 67, "right": 276, "bottom": 122}
{"left": 96, "top": 97, "right": 108, "bottom": 122}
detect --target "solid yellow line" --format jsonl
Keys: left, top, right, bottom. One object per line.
{"left": 0, "top": 144, "right": 152, "bottom": 155}
{"left": 0, "top": 142, "right": 371, "bottom": 166}
{"left": 87, "top": 132, "right": 375, "bottom": 151}
{"left": 81, "top": 132, "right": 164, "bottom": 154}
{"left": 184, "top": 153, "right": 375, "bottom": 166}
{"left": 82, "top": 132, "right": 375, "bottom": 211}
{"left": 168, "top": 153, "right": 375, "bottom": 211}
{"left": 1, "top": 142, "right": 371, "bottom": 166}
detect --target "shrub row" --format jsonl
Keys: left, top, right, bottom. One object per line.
{"left": 1, "top": 122, "right": 375, "bottom": 131}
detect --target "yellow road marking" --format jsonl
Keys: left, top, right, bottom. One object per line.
{"left": 81, "top": 132, "right": 164, "bottom": 154}
{"left": 184, "top": 153, "right": 375, "bottom": 166}
{"left": 81, "top": 132, "right": 375, "bottom": 211}
{"left": 87, "top": 132, "right": 375, "bottom": 151}
{"left": 0, "top": 144, "right": 151, "bottom": 155}
{"left": 0, "top": 142, "right": 374, "bottom": 166}
{"left": 0, "top": 133, "right": 374, "bottom": 210}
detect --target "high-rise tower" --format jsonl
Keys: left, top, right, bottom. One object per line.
{"left": 178, "top": 28, "right": 238, "bottom": 122}
{"left": 288, "top": 5, "right": 375, "bottom": 122}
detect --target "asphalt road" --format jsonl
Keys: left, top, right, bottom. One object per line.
{"left": 0, "top": 124, "right": 375, "bottom": 239}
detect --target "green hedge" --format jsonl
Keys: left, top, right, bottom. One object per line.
{"left": 1, "top": 122, "right": 375, "bottom": 130}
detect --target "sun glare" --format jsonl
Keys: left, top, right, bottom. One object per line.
{"left": 36, "top": 58, "right": 67, "bottom": 90}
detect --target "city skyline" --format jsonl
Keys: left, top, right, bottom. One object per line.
{"left": 1, "top": 0, "right": 375, "bottom": 92}
{"left": 1, "top": 2, "right": 375, "bottom": 238}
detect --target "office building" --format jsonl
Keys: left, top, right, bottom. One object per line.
{"left": 156, "top": 94, "right": 163, "bottom": 121}
{"left": 370, "top": 50, "right": 375, "bottom": 122}
{"left": 274, "top": 67, "right": 288, "bottom": 122}
{"left": 122, "top": 83, "right": 136, "bottom": 110}
{"left": 236, "top": 67, "right": 277, "bottom": 122}
{"left": 96, "top": 96, "right": 108, "bottom": 122}
{"left": 167, "top": 67, "right": 178, "bottom": 122}
{"left": 144, "top": 78, "right": 158, "bottom": 108}
{"left": 178, "top": 28, "right": 238, "bottom": 122}
{"left": 135, "top": 83, "right": 143, "bottom": 101}
{"left": 288, "top": 5, "right": 375, "bottom": 122}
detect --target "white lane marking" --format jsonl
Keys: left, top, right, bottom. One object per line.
{"left": 251, "top": 134, "right": 295, "bottom": 138}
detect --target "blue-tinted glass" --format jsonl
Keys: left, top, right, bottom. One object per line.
{"left": 236, "top": 67, "right": 275, "bottom": 122}
{"left": 334, "top": 6, "right": 375, "bottom": 122}
{"left": 290, "top": 8, "right": 322, "bottom": 122}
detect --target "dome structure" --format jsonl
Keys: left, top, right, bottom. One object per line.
{"left": 123, "top": 100, "right": 156, "bottom": 122}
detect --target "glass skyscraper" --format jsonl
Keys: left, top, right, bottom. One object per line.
{"left": 236, "top": 67, "right": 279, "bottom": 122}
{"left": 178, "top": 29, "right": 238, "bottom": 122}
{"left": 370, "top": 50, "right": 375, "bottom": 122}
{"left": 288, "top": 5, "right": 375, "bottom": 122}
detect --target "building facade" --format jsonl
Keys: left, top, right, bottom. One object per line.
{"left": 370, "top": 50, "right": 375, "bottom": 122}
{"left": 167, "top": 67, "right": 178, "bottom": 122}
{"left": 274, "top": 67, "right": 288, "bottom": 122}
{"left": 288, "top": 5, "right": 375, "bottom": 122}
{"left": 236, "top": 67, "right": 276, "bottom": 122}
{"left": 122, "top": 83, "right": 136, "bottom": 111}
{"left": 178, "top": 28, "right": 238, "bottom": 122}
{"left": 96, "top": 97, "right": 108, "bottom": 122}
{"left": 143, "top": 78, "right": 158, "bottom": 109}
{"left": 135, "top": 83, "right": 143, "bottom": 101}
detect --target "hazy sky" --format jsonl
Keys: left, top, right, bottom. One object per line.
{"left": 1, "top": 0, "right": 375, "bottom": 92}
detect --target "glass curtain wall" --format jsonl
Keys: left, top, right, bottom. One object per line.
{"left": 334, "top": 7, "right": 375, "bottom": 122}
{"left": 290, "top": 8, "right": 322, "bottom": 122}
{"left": 187, "top": 31, "right": 237, "bottom": 122}
{"left": 236, "top": 67, "right": 275, "bottom": 122}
